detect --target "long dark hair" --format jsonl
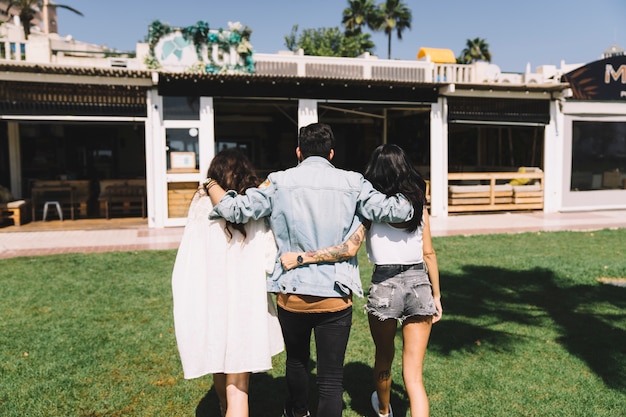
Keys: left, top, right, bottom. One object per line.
{"left": 363, "top": 144, "right": 426, "bottom": 232}
{"left": 206, "top": 148, "right": 259, "bottom": 239}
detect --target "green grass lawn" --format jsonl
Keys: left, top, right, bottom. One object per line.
{"left": 1, "top": 229, "right": 625, "bottom": 417}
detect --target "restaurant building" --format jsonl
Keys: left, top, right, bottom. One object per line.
{"left": 1, "top": 19, "right": 624, "bottom": 228}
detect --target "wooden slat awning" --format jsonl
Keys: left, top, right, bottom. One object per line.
{"left": 0, "top": 80, "right": 148, "bottom": 117}
{"left": 158, "top": 73, "right": 440, "bottom": 103}
{"left": 448, "top": 96, "right": 551, "bottom": 124}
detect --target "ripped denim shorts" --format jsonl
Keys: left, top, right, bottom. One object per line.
{"left": 364, "top": 263, "right": 437, "bottom": 322}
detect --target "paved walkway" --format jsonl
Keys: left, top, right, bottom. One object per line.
{"left": 1, "top": 210, "right": 625, "bottom": 260}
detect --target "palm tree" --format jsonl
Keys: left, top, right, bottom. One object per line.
{"left": 378, "top": 0, "right": 412, "bottom": 60}
{"left": 342, "top": 0, "right": 380, "bottom": 35}
{"left": 457, "top": 37, "right": 492, "bottom": 64}
{"left": 2, "top": 0, "right": 83, "bottom": 38}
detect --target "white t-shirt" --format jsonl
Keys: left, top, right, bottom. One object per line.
{"left": 366, "top": 221, "right": 424, "bottom": 265}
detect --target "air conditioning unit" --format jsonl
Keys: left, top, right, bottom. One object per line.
{"left": 109, "top": 58, "right": 128, "bottom": 68}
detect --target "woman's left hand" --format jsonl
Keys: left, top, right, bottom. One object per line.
{"left": 432, "top": 297, "right": 443, "bottom": 324}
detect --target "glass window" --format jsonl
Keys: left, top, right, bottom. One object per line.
{"left": 448, "top": 124, "right": 544, "bottom": 172}
{"left": 0, "top": 121, "right": 8, "bottom": 189}
{"left": 163, "top": 96, "right": 200, "bottom": 120}
{"left": 213, "top": 99, "right": 298, "bottom": 178}
{"left": 571, "top": 121, "right": 626, "bottom": 191}
{"left": 166, "top": 128, "right": 199, "bottom": 172}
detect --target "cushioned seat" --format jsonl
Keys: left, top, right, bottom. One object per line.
{"left": 1, "top": 199, "right": 31, "bottom": 226}
{"left": 449, "top": 184, "right": 513, "bottom": 194}
{"left": 512, "top": 184, "right": 542, "bottom": 193}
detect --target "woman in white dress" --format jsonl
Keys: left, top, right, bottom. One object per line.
{"left": 172, "top": 148, "right": 283, "bottom": 417}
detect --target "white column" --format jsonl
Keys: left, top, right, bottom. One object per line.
{"left": 145, "top": 89, "right": 165, "bottom": 228}
{"left": 298, "top": 99, "right": 318, "bottom": 129}
{"left": 542, "top": 100, "right": 563, "bottom": 213}
{"left": 198, "top": 97, "right": 215, "bottom": 178}
{"left": 8, "top": 122, "right": 22, "bottom": 198}
{"left": 429, "top": 98, "right": 448, "bottom": 217}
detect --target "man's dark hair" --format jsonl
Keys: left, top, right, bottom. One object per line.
{"left": 298, "top": 123, "right": 335, "bottom": 159}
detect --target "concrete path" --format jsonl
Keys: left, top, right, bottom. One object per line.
{"left": 1, "top": 210, "right": 625, "bottom": 260}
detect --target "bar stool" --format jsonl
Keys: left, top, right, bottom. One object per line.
{"left": 42, "top": 201, "right": 63, "bottom": 221}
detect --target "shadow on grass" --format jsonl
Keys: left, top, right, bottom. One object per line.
{"left": 196, "top": 373, "right": 287, "bottom": 417}
{"left": 197, "top": 264, "right": 625, "bottom": 416}
{"left": 431, "top": 265, "right": 626, "bottom": 392}
{"left": 344, "top": 361, "right": 409, "bottom": 417}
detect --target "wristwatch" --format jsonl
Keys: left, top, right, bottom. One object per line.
{"left": 202, "top": 177, "right": 213, "bottom": 188}
{"left": 297, "top": 255, "right": 303, "bottom": 265}
{"left": 202, "top": 177, "right": 216, "bottom": 192}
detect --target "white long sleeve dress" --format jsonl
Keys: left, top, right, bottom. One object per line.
{"left": 172, "top": 192, "right": 284, "bottom": 379}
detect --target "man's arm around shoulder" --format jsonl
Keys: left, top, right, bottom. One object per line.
{"left": 357, "top": 178, "right": 414, "bottom": 223}
{"left": 207, "top": 181, "right": 273, "bottom": 223}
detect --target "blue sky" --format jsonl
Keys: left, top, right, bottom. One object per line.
{"left": 55, "top": 0, "right": 626, "bottom": 73}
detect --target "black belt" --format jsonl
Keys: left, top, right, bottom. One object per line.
{"left": 375, "top": 263, "right": 424, "bottom": 272}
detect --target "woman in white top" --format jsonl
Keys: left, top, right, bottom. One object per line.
{"left": 172, "top": 149, "right": 283, "bottom": 417}
{"left": 280, "top": 144, "right": 442, "bottom": 417}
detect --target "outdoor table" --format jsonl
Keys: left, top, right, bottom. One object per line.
{"left": 31, "top": 185, "right": 75, "bottom": 220}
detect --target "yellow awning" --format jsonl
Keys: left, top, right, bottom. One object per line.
{"left": 417, "top": 47, "right": 456, "bottom": 64}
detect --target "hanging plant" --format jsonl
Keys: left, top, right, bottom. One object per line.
{"left": 182, "top": 21, "right": 210, "bottom": 61}
{"left": 144, "top": 54, "right": 161, "bottom": 70}
{"left": 147, "top": 20, "right": 173, "bottom": 56}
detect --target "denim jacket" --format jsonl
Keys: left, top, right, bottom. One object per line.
{"left": 209, "top": 156, "right": 414, "bottom": 298}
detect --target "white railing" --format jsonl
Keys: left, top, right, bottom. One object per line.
{"left": 432, "top": 64, "right": 474, "bottom": 83}
{"left": 254, "top": 52, "right": 436, "bottom": 82}
{"left": 254, "top": 53, "right": 514, "bottom": 85}
{"left": 0, "top": 41, "right": 27, "bottom": 62}
{"left": 371, "top": 65, "right": 426, "bottom": 82}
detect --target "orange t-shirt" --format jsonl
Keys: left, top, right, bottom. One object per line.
{"left": 276, "top": 293, "right": 353, "bottom": 313}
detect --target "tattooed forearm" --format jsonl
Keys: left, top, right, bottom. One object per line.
{"left": 306, "top": 224, "right": 366, "bottom": 263}
{"left": 308, "top": 243, "right": 350, "bottom": 263}
{"left": 348, "top": 225, "right": 366, "bottom": 246}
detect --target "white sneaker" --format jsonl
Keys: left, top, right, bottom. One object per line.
{"left": 371, "top": 391, "right": 393, "bottom": 417}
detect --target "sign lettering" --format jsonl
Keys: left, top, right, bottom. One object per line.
{"left": 605, "top": 64, "right": 626, "bottom": 84}
{"left": 563, "top": 56, "right": 626, "bottom": 100}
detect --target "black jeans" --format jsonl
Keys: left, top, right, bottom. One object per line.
{"left": 278, "top": 305, "right": 353, "bottom": 417}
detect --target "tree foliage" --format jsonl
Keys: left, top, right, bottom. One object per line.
{"left": 284, "top": 24, "right": 375, "bottom": 58}
{"left": 285, "top": 0, "right": 413, "bottom": 59}
{"left": 457, "top": 37, "right": 492, "bottom": 64}
{"left": 1, "top": 0, "right": 83, "bottom": 38}
{"left": 342, "top": 0, "right": 381, "bottom": 35}
{"left": 378, "top": 0, "right": 412, "bottom": 59}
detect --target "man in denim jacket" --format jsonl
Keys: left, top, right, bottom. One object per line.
{"left": 207, "top": 123, "right": 413, "bottom": 417}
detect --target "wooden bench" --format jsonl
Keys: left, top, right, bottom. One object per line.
{"left": 1, "top": 200, "right": 31, "bottom": 226}
{"left": 98, "top": 179, "right": 146, "bottom": 219}
{"left": 448, "top": 169, "right": 544, "bottom": 213}
{"left": 448, "top": 184, "right": 514, "bottom": 205}
{"left": 512, "top": 183, "right": 543, "bottom": 204}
